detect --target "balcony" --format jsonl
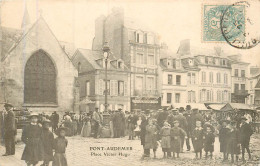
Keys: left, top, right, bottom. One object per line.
{"left": 134, "top": 89, "right": 159, "bottom": 97}
{"left": 234, "top": 77, "right": 246, "bottom": 82}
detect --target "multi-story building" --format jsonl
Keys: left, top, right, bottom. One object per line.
{"left": 228, "top": 54, "right": 250, "bottom": 103}
{"left": 92, "top": 7, "right": 161, "bottom": 110}
{"left": 160, "top": 40, "right": 232, "bottom": 107}
{"left": 72, "top": 48, "right": 130, "bottom": 112}
{"left": 246, "top": 66, "right": 260, "bottom": 106}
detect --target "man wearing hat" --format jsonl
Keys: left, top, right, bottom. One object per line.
{"left": 51, "top": 111, "right": 59, "bottom": 133}
{"left": 118, "top": 108, "right": 126, "bottom": 137}
{"left": 166, "top": 109, "right": 176, "bottom": 127}
{"left": 157, "top": 108, "right": 169, "bottom": 128}
{"left": 92, "top": 107, "right": 103, "bottom": 138}
{"left": 41, "top": 119, "right": 54, "bottom": 166}
{"left": 3, "top": 103, "right": 16, "bottom": 156}
{"left": 240, "top": 117, "right": 253, "bottom": 162}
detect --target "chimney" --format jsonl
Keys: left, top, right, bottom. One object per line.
{"left": 177, "top": 39, "right": 190, "bottom": 55}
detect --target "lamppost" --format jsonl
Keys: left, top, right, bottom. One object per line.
{"left": 103, "top": 42, "right": 110, "bottom": 112}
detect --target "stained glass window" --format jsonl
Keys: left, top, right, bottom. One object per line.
{"left": 24, "top": 50, "right": 57, "bottom": 104}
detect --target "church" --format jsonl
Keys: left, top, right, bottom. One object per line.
{"left": 0, "top": 8, "right": 78, "bottom": 113}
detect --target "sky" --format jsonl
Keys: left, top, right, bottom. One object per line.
{"left": 1, "top": 0, "right": 260, "bottom": 66}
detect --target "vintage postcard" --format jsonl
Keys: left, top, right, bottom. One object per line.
{"left": 0, "top": 0, "right": 260, "bottom": 166}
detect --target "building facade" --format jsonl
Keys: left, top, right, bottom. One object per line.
{"left": 72, "top": 49, "right": 130, "bottom": 112}
{"left": 92, "top": 7, "right": 161, "bottom": 110}
{"left": 228, "top": 55, "right": 250, "bottom": 103}
{"left": 246, "top": 66, "right": 260, "bottom": 107}
{"left": 0, "top": 14, "right": 78, "bottom": 113}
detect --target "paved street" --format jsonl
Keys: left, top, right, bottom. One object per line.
{"left": 0, "top": 130, "right": 259, "bottom": 166}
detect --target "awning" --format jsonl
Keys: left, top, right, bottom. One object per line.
{"left": 207, "top": 104, "right": 225, "bottom": 111}
{"left": 220, "top": 103, "right": 253, "bottom": 112}
{"left": 173, "top": 103, "right": 209, "bottom": 111}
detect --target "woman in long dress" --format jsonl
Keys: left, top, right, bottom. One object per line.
{"left": 81, "top": 114, "right": 91, "bottom": 137}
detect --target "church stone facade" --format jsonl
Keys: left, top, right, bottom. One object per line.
{"left": 0, "top": 16, "right": 78, "bottom": 113}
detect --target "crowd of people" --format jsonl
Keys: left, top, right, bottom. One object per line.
{"left": 0, "top": 103, "right": 257, "bottom": 165}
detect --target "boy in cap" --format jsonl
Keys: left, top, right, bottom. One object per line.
{"left": 192, "top": 121, "right": 204, "bottom": 159}
{"left": 219, "top": 120, "right": 230, "bottom": 161}
{"left": 203, "top": 126, "right": 215, "bottom": 159}
{"left": 160, "top": 121, "right": 171, "bottom": 158}
{"left": 227, "top": 121, "right": 240, "bottom": 163}
{"left": 21, "top": 113, "right": 44, "bottom": 166}
{"left": 170, "top": 120, "right": 187, "bottom": 159}
{"left": 53, "top": 127, "right": 68, "bottom": 166}
{"left": 144, "top": 118, "right": 158, "bottom": 158}
{"left": 41, "top": 120, "right": 54, "bottom": 166}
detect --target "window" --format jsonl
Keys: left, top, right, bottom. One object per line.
{"left": 200, "top": 89, "right": 206, "bottom": 102}
{"left": 217, "top": 73, "right": 221, "bottom": 83}
{"left": 202, "top": 72, "right": 206, "bottom": 82}
{"left": 250, "top": 81, "right": 253, "bottom": 89}
{"left": 175, "top": 93, "right": 180, "bottom": 103}
{"left": 167, "top": 93, "right": 172, "bottom": 104}
{"left": 110, "top": 80, "right": 118, "bottom": 96}
{"left": 118, "top": 81, "right": 124, "bottom": 96}
{"left": 147, "top": 77, "right": 154, "bottom": 91}
{"left": 187, "top": 73, "right": 196, "bottom": 84}
{"left": 235, "top": 69, "right": 239, "bottom": 77}
{"left": 136, "top": 32, "right": 143, "bottom": 43}
{"left": 205, "top": 57, "right": 208, "bottom": 64}
{"left": 176, "top": 75, "right": 181, "bottom": 85}
{"left": 136, "top": 53, "right": 144, "bottom": 64}
{"left": 224, "top": 73, "right": 228, "bottom": 84}
{"left": 209, "top": 72, "right": 213, "bottom": 83}
{"left": 168, "top": 74, "right": 173, "bottom": 85}
{"left": 234, "top": 83, "right": 239, "bottom": 92}
{"left": 223, "top": 59, "right": 226, "bottom": 65}
{"left": 188, "top": 91, "right": 196, "bottom": 103}
{"left": 241, "top": 70, "right": 245, "bottom": 77}
{"left": 148, "top": 55, "right": 155, "bottom": 65}
{"left": 241, "top": 84, "right": 245, "bottom": 91}
{"left": 223, "top": 91, "right": 228, "bottom": 102}
{"left": 118, "top": 61, "right": 123, "bottom": 69}
{"left": 207, "top": 90, "right": 211, "bottom": 101}
{"left": 85, "top": 81, "right": 90, "bottom": 96}
{"left": 24, "top": 50, "right": 56, "bottom": 104}
{"left": 217, "top": 91, "right": 221, "bottom": 102}
{"left": 189, "top": 59, "right": 193, "bottom": 66}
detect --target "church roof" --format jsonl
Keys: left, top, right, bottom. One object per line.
{"left": 1, "top": 27, "right": 23, "bottom": 61}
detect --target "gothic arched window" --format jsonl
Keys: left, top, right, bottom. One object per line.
{"left": 24, "top": 50, "right": 57, "bottom": 104}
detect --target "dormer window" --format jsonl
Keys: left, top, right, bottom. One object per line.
{"left": 189, "top": 59, "right": 193, "bottom": 66}
{"left": 118, "top": 61, "right": 124, "bottom": 69}
{"left": 135, "top": 31, "right": 143, "bottom": 43}
{"left": 176, "top": 60, "right": 180, "bottom": 68}
{"left": 167, "top": 60, "right": 172, "bottom": 68}
{"left": 147, "top": 33, "right": 154, "bottom": 45}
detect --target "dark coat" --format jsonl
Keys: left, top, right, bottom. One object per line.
{"left": 166, "top": 114, "right": 175, "bottom": 127}
{"left": 127, "top": 115, "right": 137, "bottom": 130}
{"left": 192, "top": 127, "right": 204, "bottom": 152}
{"left": 140, "top": 115, "right": 149, "bottom": 146}
{"left": 51, "top": 113, "right": 59, "bottom": 125}
{"left": 21, "top": 124, "right": 44, "bottom": 162}
{"left": 144, "top": 124, "right": 158, "bottom": 149}
{"left": 173, "top": 114, "right": 187, "bottom": 130}
{"left": 157, "top": 111, "right": 169, "bottom": 127}
{"left": 191, "top": 113, "right": 204, "bottom": 130}
{"left": 227, "top": 128, "right": 240, "bottom": 155}
{"left": 160, "top": 127, "right": 171, "bottom": 149}
{"left": 41, "top": 129, "right": 54, "bottom": 161}
{"left": 170, "top": 126, "right": 186, "bottom": 152}
{"left": 53, "top": 136, "right": 68, "bottom": 166}
{"left": 203, "top": 132, "right": 215, "bottom": 152}
{"left": 184, "top": 114, "right": 192, "bottom": 137}
{"left": 219, "top": 127, "right": 230, "bottom": 153}
{"left": 240, "top": 122, "right": 253, "bottom": 147}
{"left": 4, "top": 110, "right": 16, "bottom": 138}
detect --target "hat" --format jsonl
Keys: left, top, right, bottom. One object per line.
{"left": 192, "top": 108, "right": 199, "bottom": 112}
{"left": 118, "top": 108, "right": 122, "bottom": 111}
{"left": 55, "top": 127, "right": 68, "bottom": 136}
{"left": 29, "top": 113, "right": 39, "bottom": 119}
{"left": 240, "top": 117, "right": 247, "bottom": 121}
{"left": 4, "top": 103, "right": 13, "bottom": 108}
{"left": 174, "top": 120, "right": 179, "bottom": 124}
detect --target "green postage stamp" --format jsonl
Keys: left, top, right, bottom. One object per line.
{"left": 203, "top": 4, "right": 245, "bottom": 42}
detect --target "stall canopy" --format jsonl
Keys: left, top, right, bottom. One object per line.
{"left": 207, "top": 104, "right": 225, "bottom": 111}
{"left": 220, "top": 103, "right": 252, "bottom": 112}
{"left": 173, "top": 103, "right": 209, "bottom": 111}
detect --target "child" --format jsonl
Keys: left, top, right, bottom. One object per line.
{"left": 219, "top": 120, "right": 230, "bottom": 161}
{"left": 227, "top": 121, "right": 240, "bottom": 163}
{"left": 41, "top": 120, "right": 54, "bottom": 166}
{"left": 203, "top": 126, "right": 215, "bottom": 159}
{"left": 144, "top": 119, "right": 158, "bottom": 158}
{"left": 170, "top": 120, "right": 187, "bottom": 159}
{"left": 134, "top": 116, "right": 142, "bottom": 139}
{"left": 53, "top": 127, "right": 68, "bottom": 166}
{"left": 160, "top": 121, "right": 171, "bottom": 158}
{"left": 192, "top": 121, "right": 204, "bottom": 159}
{"left": 21, "top": 113, "right": 44, "bottom": 166}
